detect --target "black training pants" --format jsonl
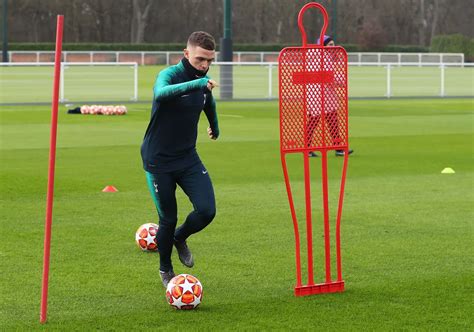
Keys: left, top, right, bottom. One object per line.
{"left": 145, "top": 162, "right": 216, "bottom": 272}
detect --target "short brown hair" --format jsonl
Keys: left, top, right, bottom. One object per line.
{"left": 187, "top": 31, "right": 216, "bottom": 51}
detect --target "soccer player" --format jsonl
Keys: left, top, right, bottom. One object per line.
{"left": 308, "top": 35, "right": 354, "bottom": 157}
{"left": 141, "top": 31, "right": 220, "bottom": 287}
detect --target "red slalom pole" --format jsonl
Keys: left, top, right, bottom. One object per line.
{"left": 40, "top": 14, "right": 64, "bottom": 324}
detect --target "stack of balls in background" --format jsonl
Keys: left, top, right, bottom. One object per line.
{"left": 80, "top": 105, "right": 127, "bottom": 115}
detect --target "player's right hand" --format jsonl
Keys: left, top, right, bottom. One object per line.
{"left": 207, "top": 79, "right": 219, "bottom": 91}
{"left": 207, "top": 126, "right": 218, "bottom": 140}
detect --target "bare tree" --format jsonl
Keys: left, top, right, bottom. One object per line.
{"left": 419, "top": 0, "right": 427, "bottom": 45}
{"left": 7, "top": 0, "right": 474, "bottom": 47}
{"left": 131, "top": 0, "right": 153, "bottom": 43}
{"left": 430, "top": 0, "right": 440, "bottom": 44}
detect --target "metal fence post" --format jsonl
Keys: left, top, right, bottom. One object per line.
{"left": 440, "top": 64, "right": 445, "bottom": 97}
{"left": 268, "top": 64, "right": 273, "bottom": 99}
{"left": 134, "top": 63, "right": 138, "bottom": 101}
{"left": 59, "top": 63, "right": 65, "bottom": 102}
{"left": 386, "top": 64, "right": 391, "bottom": 98}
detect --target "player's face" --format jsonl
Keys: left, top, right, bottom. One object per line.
{"left": 184, "top": 46, "right": 215, "bottom": 73}
{"left": 326, "top": 40, "right": 335, "bottom": 46}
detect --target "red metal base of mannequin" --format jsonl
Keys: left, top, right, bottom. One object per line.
{"left": 295, "top": 281, "right": 344, "bottom": 296}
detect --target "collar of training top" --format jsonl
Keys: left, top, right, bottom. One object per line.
{"left": 181, "top": 57, "right": 209, "bottom": 79}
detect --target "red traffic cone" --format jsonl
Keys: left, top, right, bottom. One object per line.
{"left": 102, "top": 185, "right": 118, "bottom": 192}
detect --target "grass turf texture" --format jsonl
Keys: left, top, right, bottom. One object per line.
{"left": 0, "top": 98, "right": 473, "bottom": 330}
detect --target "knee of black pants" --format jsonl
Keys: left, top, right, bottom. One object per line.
{"left": 197, "top": 205, "right": 216, "bottom": 224}
{"left": 158, "top": 218, "right": 178, "bottom": 230}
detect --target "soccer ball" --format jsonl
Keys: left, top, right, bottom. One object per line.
{"left": 135, "top": 223, "right": 159, "bottom": 251}
{"left": 166, "top": 274, "right": 203, "bottom": 310}
{"left": 80, "top": 105, "right": 90, "bottom": 114}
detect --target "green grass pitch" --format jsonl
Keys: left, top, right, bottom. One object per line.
{"left": 0, "top": 96, "right": 472, "bottom": 330}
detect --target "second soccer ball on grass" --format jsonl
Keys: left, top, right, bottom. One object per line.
{"left": 135, "top": 223, "right": 159, "bottom": 252}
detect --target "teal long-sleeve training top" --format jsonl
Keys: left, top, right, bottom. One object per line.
{"left": 141, "top": 59, "right": 219, "bottom": 173}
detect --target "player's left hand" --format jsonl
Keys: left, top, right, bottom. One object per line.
{"left": 207, "top": 79, "right": 219, "bottom": 91}
{"left": 207, "top": 127, "right": 217, "bottom": 140}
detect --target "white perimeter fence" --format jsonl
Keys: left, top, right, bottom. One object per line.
{"left": 7, "top": 51, "right": 465, "bottom": 66}
{"left": 0, "top": 61, "right": 472, "bottom": 104}
{"left": 209, "top": 62, "right": 472, "bottom": 99}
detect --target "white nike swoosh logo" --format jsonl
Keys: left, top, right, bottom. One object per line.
{"left": 202, "top": 170, "right": 208, "bottom": 174}
{"left": 181, "top": 94, "right": 189, "bottom": 98}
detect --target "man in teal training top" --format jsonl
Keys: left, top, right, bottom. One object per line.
{"left": 141, "top": 31, "right": 219, "bottom": 287}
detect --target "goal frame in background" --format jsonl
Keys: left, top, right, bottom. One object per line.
{"left": 0, "top": 62, "right": 138, "bottom": 104}
{"left": 60, "top": 62, "right": 138, "bottom": 102}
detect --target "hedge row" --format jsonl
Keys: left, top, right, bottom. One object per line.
{"left": 7, "top": 42, "right": 429, "bottom": 53}
{"left": 8, "top": 43, "right": 186, "bottom": 51}
{"left": 430, "top": 34, "right": 473, "bottom": 61}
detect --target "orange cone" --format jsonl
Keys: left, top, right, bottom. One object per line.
{"left": 102, "top": 185, "right": 118, "bottom": 192}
